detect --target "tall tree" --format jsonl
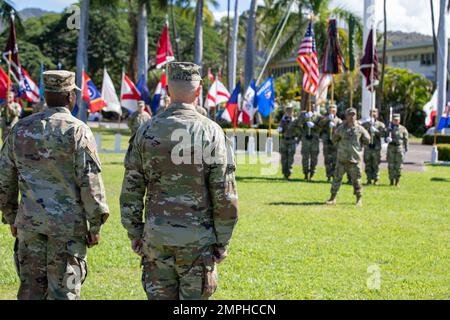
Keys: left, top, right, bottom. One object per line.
{"left": 377, "top": 0, "right": 387, "bottom": 111}
{"left": 170, "top": 0, "right": 180, "bottom": 60}
{"left": 76, "top": 0, "right": 90, "bottom": 122}
{"left": 194, "top": 0, "right": 204, "bottom": 68}
{"left": 228, "top": 0, "right": 239, "bottom": 91}
{"left": 245, "top": 0, "right": 257, "bottom": 89}
{"left": 137, "top": 0, "right": 149, "bottom": 82}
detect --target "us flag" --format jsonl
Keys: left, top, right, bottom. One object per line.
{"left": 296, "top": 21, "right": 319, "bottom": 95}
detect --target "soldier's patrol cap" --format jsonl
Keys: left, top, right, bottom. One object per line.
{"left": 138, "top": 100, "right": 145, "bottom": 107}
{"left": 393, "top": 113, "right": 401, "bottom": 119}
{"left": 286, "top": 104, "right": 293, "bottom": 109}
{"left": 345, "top": 107, "right": 357, "bottom": 115}
{"left": 43, "top": 70, "right": 81, "bottom": 93}
{"left": 167, "top": 62, "right": 202, "bottom": 82}
{"left": 370, "top": 108, "right": 378, "bottom": 112}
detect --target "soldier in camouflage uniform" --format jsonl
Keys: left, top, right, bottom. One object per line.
{"left": 0, "top": 70, "right": 109, "bottom": 300}
{"left": 1, "top": 91, "right": 21, "bottom": 142}
{"left": 278, "top": 104, "right": 296, "bottom": 179}
{"left": 128, "top": 100, "right": 152, "bottom": 136}
{"left": 362, "top": 108, "right": 386, "bottom": 185}
{"left": 326, "top": 108, "right": 370, "bottom": 206}
{"left": 120, "top": 62, "right": 238, "bottom": 300}
{"left": 290, "top": 108, "right": 321, "bottom": 181}
{"left": 319, "top": 104, "right": 342, "bottom": 182}
{"left": 385, "top": 113, "right": 409, "bottom": 186}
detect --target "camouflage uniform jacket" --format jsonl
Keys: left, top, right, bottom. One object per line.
{"left": 278, "top": 114, "right": 296, "bottom": 140}
{"left": 128, "top": 111, "right": 152, "bottom": 135}
{"left": 386, "top": 124, "right": 409, "bottom": 151}
{"left": 289, "top": 111, "right": 321, "bottom": 141}
{"left": 0, "top": 102, "right": 21, "bottom": 127}
{"left": 0, "top": 107, "right": 109, "bottom": 236}
{"left": 319, "top": 114, "right": 343, "bottom": 143}
{"left": 333, "top": 121, "right": 371, "bottom": 163}
{"left": 120, "top": 102, "right": 238, "bottom": 248}
{"left": 361, "top": 119, "right": 386, "bottom": 150}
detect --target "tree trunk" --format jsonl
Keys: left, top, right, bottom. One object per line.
{"left": 225, "top": 0, "right": 230, "bottom": 88}
{"left": 377, "top": 0, "right": 387, "bottom": 112}
{"left": 137, "top": 2, "right": 148, "bottom": 82}
{"left": 170, "top": 0, "right": 180, "bottom": 60}
{"left": 194, "top": 0, "right": 203, "bottom": 69}
{"left": 430, "top": 0, "right": 438, "bottom": 90}
{"left": 436, "top": 0, "right": 448, "bottom": 131}
{"left": 76, "top": 0, "right": 89, "bottom": 122}
{"left": 228, "top": 0, "right": 239, "bottom": 91}
{"left": 128, "top": 0, "right": 138, "bottom": 82}
{"left": 245, "top": 0, "right": 257, "bottom": 89}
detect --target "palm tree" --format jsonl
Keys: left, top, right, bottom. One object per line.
{"left": 228, "top": 0, "right": 239, "bottom": 91}
{"left": 194, "top": 0, "right": 203, "bottom": 67}
{"left": 76, "top": 0, "right": 90, "bottom": 122}
{"left": 169, "top": 0, "right": 180, "bottom": 60}
{"left": 377, "top": 0, "right": 387, "bottom": 111}
{"left": 245, "top": 0, "right": 257, "bottom": 89}
{"left": 137, "top": 1, "right": 149, "bottom": 83}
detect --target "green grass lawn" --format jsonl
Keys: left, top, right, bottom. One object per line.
{"left": 0, "top": 146, "right": 449, "bottom": 299}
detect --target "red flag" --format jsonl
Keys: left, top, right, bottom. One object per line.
{"left": 207, "top": 68, "right": 215, "bottom": 81}
{"left": 156, "top": 21, "right": 175, "bottom": 69}
{"left": 3, "top": 14, "right": 21, "bottom": 83}
{"left": 0, "top": 67, "right": 11, "bottom": 99}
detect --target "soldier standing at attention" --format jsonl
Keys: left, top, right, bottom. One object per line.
{"left": 1, "top": 91, "right": 21, "bottom": 142}
{"left": 326, "top": 108, "right": 370, "bottom": 206}
{"left": 278, "top": 104, "right": 296, "bottom": 180}
{"left": 127, "top": 100, "right": 152, "bottom": 135}
{"left": 362, "top": 108, "right": 386, "bottom": 185}
{"left": 0, "top": 70, "right": 109, "bottom": 300}
{"left": 319, "top": 104, "right": 342, "bottom": 182}
{"left": 120, "top": 62, "right": 238, "bottom": 300}
{"left": 290, "top": 107, "right": 321, "bottom": 181}
{"left": 385, "top": 113, "right": 409, "bottom": 186}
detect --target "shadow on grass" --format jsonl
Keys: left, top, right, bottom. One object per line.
{"left": 236, "top": 176, "right": 330, "bottom": 184}
{"left": 430, "top": 177, "right": 450, "bottom": 182}
{"left": 103, "top": 162, "right": 125, "bottom": 166}
{"left": 269, "top": 201, "right": 326, "bottom": 206}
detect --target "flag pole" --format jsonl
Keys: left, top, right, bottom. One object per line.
{"left": 6, "top": 51, "right": 12, "bottom": 102}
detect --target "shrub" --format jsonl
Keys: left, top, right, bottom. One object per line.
{"left": 437, "top": 144, "right": 450, "bottom": 161}
{"left": 422, "top": 134, "right": 450, "bottom": 145}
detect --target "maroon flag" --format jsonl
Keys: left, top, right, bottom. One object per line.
{"left": 3, "top": 13, "right": 21, "bottom": 83}
{"left": 360, "top": 29, "right": 379, "bottom": 91}
{"left": 155, "top": 20, "right": 175, "bottom": 69}
{"left": 322, "top": 19, "right": 346, "bottom": 74}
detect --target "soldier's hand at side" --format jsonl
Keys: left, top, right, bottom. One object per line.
{"left": 131, "top": 239, "right": 144, "bottom": 256}
{"left": 213, "top": 247, "right": 228, "bottom": 264}
{"left": 10, "top": 225, "right": 17, "bottom": 237}
{"left": 87, "top": 232, "right": 100, "bottom": 248}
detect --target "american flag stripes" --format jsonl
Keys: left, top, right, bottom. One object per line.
{"left": 296, "top": 21, "right": 319, "bottom": 95}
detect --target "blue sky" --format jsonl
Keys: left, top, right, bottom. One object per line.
{"left": 13, "top": 0, "right": 442, "bottom": 36}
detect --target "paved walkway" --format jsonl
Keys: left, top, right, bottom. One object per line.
{"left": 291, "top": 142, "right": 432, "bottom": 172}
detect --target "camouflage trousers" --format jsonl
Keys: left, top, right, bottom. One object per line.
{"left": 387, "top": 146, "right": 404, "bottom": 179}
{"left": 323, "top": 141, "right": 338, "bottom": 179}
{"left": 364, "top": 147, "right": 382, "bottom": 181}
{"left": 330, "top": 160, "right": 363, "bottom": 197}
{"left": 1, "top": 124, "right": 11, "bottom": 142}
{"left": 280, "top": 139, "right": 296, "bottom": 177}
{"left": 301, "top": 138, "right": 320, "bottom": 175}
{"left": 141, "top": 244, "right": 218, "bottom": 300}
{"left": 14, "top": 229, "right": 87, "bottom": 300}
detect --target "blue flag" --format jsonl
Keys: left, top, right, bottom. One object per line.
{"left": 136, "top": 74, "right": 151, "bottom": 106}
{"left": 256, "top": 77, "right": 275, "bottom": 117}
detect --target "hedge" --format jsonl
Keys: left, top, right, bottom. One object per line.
{"left": 437, "top": 144, "right": 450, "bottom": 161}
{"left": 422, "top": 134, "right": 450, "bottom": 145}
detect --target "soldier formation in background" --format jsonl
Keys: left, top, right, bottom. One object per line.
{"left": 127, "top": 100, "right": 152, "bottom": 136}
{"left": 278, "top": 104, "right": 296, "bottom": 179}
{"left": 386, "top": 113, "right": 409, "bottom": 186}
{"left": 0, "top": 71, "right": 109, "bottom": 299}
{"left": 0, "top": 92, "right": 21, "bottom": 142}
{"left": 362, "top": 108, "right": 386, "bottom": 185}
{"left": 319, "top": 104, "right": 342, "bottom": 182}
{"left": 120, "top": 62, "right": 238, "bottom": 300}
{"left": 290, "top": 106, "right": 321, "bottom": 181}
